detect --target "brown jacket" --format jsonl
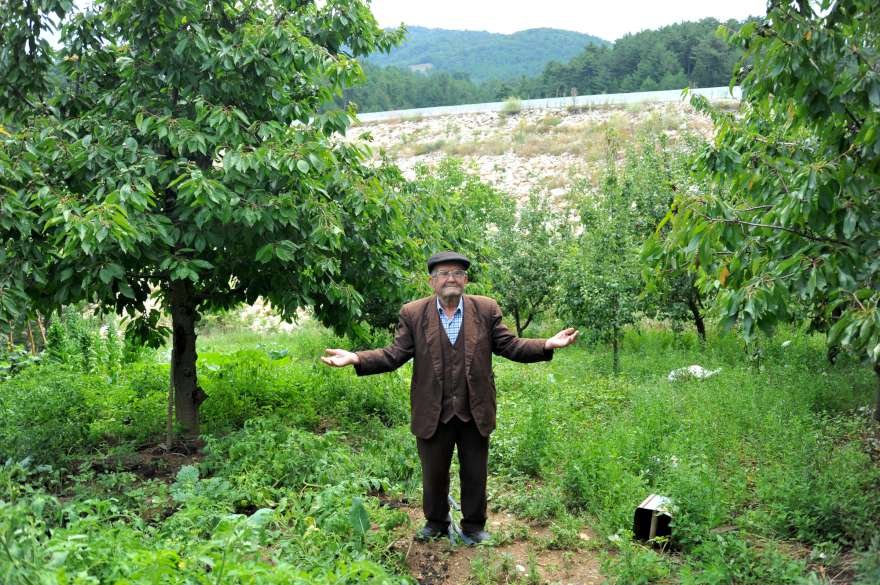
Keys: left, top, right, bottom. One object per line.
{"left": 355, "top": 295, "right": 552, "bottom": 439}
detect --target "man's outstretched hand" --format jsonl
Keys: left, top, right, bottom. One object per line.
{"left": 321, "top": 348, "right": 360, "bottom": 367}
{"left": 544, "top": 328, "right": 579, "bottom": 350}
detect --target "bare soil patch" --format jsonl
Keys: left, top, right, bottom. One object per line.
{"left": 389, "top": 505, "right": 604, "bottom": 585}
{"left": 85, "top": 443, "right": 204, "bottom": 481}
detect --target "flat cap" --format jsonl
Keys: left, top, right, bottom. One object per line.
{"left": 427, "top": 251, "right": 471, "bottom": 273}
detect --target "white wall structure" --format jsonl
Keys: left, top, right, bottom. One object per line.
{"left": 357, "top": 86, "right": 741, "bottom": 122}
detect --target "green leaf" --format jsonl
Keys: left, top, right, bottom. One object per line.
{"left": 869, "top": 82, "right": 880, "bottom": 107}
{"left": 842, "top": 208, "right": 857, "bottom": 238}
{"left": 296, "top": 159, "right": 310, "bottom": 173}
{"left": 118, "top": 281, "right": 135, "bottom": 299}
{"left": 307, "top": 153, "right": 324, "bottom": 171}
{"left": 349, "top": 497, "right": 370, "bottom": 538}
{"left": 246, "top": 508, "right": 274, "bottom": 528}
{"left": 233, "top": 109, "right": 251, "bottom": 126}
{"left": 99, "top": 264, "right": 123, "bottom": 284}
{"left": 255, "top": 244, "right": 274, "bottom": 263}
{"left": 190, "top": 259, "right": 214, "bottom": 270}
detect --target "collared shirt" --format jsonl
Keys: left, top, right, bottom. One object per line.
{"left": 437, "top": 296, "right": 463, "bottom": 345}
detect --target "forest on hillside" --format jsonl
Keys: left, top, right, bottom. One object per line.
{"left": 343, "top": 18, "right": 744, "bottom": 112}
{"left": 366, "top": 26, "right": 607, "bottom": 82}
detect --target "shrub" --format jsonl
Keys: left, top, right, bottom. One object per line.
{"left": 0, "top": 366, "right": 100, "bottom": 463}
{"left": 753, "top": 440, "right": 880, "bottom": 548}
{"left": 44, "top": 307, "right": 128, "bottom": 373}
{"left": 680, "top": 534, "right": 806, "bottom": 584}
{"left": 501, "top": 96, "right": 522, "bottom": 115}
{"left": 200, "top": 418, "right": 360, "bottom": 506}
{"left": 91, "top": 361, "right": 167, "bottom": 444}
{"left": 319, "top": 371, "right": 409, "bottom": 429}
{"left": 602, "top": 540, "right": 672, "bottom": 585}
{"left": 198, "top": 351, "right": 298, "bottom": 433}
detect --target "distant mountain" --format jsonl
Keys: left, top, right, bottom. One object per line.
{"left": 367, "top": 26, "right": 608, "bottom": 83}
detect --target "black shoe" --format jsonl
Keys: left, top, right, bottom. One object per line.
{"left": 415, "top": 525, "right": 447, "bottom": 542}
{"left": 462, "top": 530, "right": 491, "bottom": 545}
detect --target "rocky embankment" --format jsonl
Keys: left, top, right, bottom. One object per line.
{"left": 351, "top": 101, "right": 720, "bottom": 201}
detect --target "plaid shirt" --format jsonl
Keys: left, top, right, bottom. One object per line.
{"left": 437, "top": 296, "right": 464, "bottom": 345}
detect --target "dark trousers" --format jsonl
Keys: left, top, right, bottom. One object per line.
{"left": 416, "top": 417, "right": 489, "bottom": 534}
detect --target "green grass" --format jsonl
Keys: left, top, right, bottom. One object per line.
{"left": 490, "top": 325, "right": 878, "bottom": 581}
{"left": 0, "top": 320, "right": 877, "bottom": 583}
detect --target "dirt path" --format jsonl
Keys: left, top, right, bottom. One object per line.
{"left": 389, "top": 506, "right": 605, "bottom": 585}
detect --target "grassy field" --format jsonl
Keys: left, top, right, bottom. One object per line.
{"left": 1, "top": 316, "right": 878, "bottom": 584}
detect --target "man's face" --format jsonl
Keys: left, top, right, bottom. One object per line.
{"left": 429, "top": 261, "right": 469, "bottom": 300}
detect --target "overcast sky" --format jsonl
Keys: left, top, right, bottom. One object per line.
{"left": 369, "top": 0, "right": 768, "bottom": 41}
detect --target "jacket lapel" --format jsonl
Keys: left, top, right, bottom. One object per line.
{"left": 463, "top": 295, "right": 479, "bottom": 374}
{"left": 423, "top": 297, "right": 444, "bottom": 381}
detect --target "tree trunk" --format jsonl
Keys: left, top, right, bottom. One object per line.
{"left": 6, "top": 331, "right": 12, "bottom": 351}
{"left": 169, "top": 279, "right": 206, "bottom": 437}
{"left": 167, "top": 358, "right": 175, "bottom": 450}
{"left": 687, "top": 286, "right": 706, "bottom": 342}
{"left": 26, "top": 320, "right": 36, "bottom": 355}
{"left": 35, "top": 312, "right": 47, "bottom": 345}
{"left": 612, "top": 326, "right": 620, "bottom": 376}
{"left": 519, "top": 312, "right": 534, "bottom": 337}
{"left": 874, "top": 361, "right": 880, "bottom": 423}
{"left": 825, "top": 305, "right": 843, "bottom": 364}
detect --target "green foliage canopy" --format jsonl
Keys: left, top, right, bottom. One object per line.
{"left": 3, "top": 0, "right": 408, "bottom": 327}
{"left": 659, "top": 1, "right": 880, "bottom": 388}
{"left": 489, "top": 192, "right": 565, "bottom": 337}
{"left": 638, "top": 134, "right": 713, "bottom": 340}
{"left": 527, "top": 18, "right": 744, "bottom": 98}
{"left": 559, "top": 133, "right": 645, "bottom": 374}
{"left": 0, "top": 0, "right": 412, "bottom": 432}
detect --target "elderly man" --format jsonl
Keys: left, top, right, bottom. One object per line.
{"left": 322, "top": 251, "right": 578, "bottom": 544}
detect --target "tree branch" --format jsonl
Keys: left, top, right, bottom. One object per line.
{"left": 697, "top": 212, "right": 851, "bottom": 247}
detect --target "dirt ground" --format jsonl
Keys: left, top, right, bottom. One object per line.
{"left": 389, "top": 505, "right": 604, "bottom": 585}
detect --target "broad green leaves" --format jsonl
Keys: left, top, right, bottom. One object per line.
{"left": 660, "top": 1, "right": 880, "bottom": 372}
{"left": 0, "top": 0, "right": 411, "bottom": 432}
{"left": 349, "top": 497, "right": 370, "bottom": 543}
{"left": 0, "top": 0, "right": 409, "bottom": 330}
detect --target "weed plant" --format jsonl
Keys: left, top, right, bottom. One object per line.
{"left": 0, "top": 321, "right": 877, "bottom": 583}
{"left": 490, "top": 324, "right": 878, "bottom": 582}
{"left": 44, "top": 306, "right": 130, "bottom": 373}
